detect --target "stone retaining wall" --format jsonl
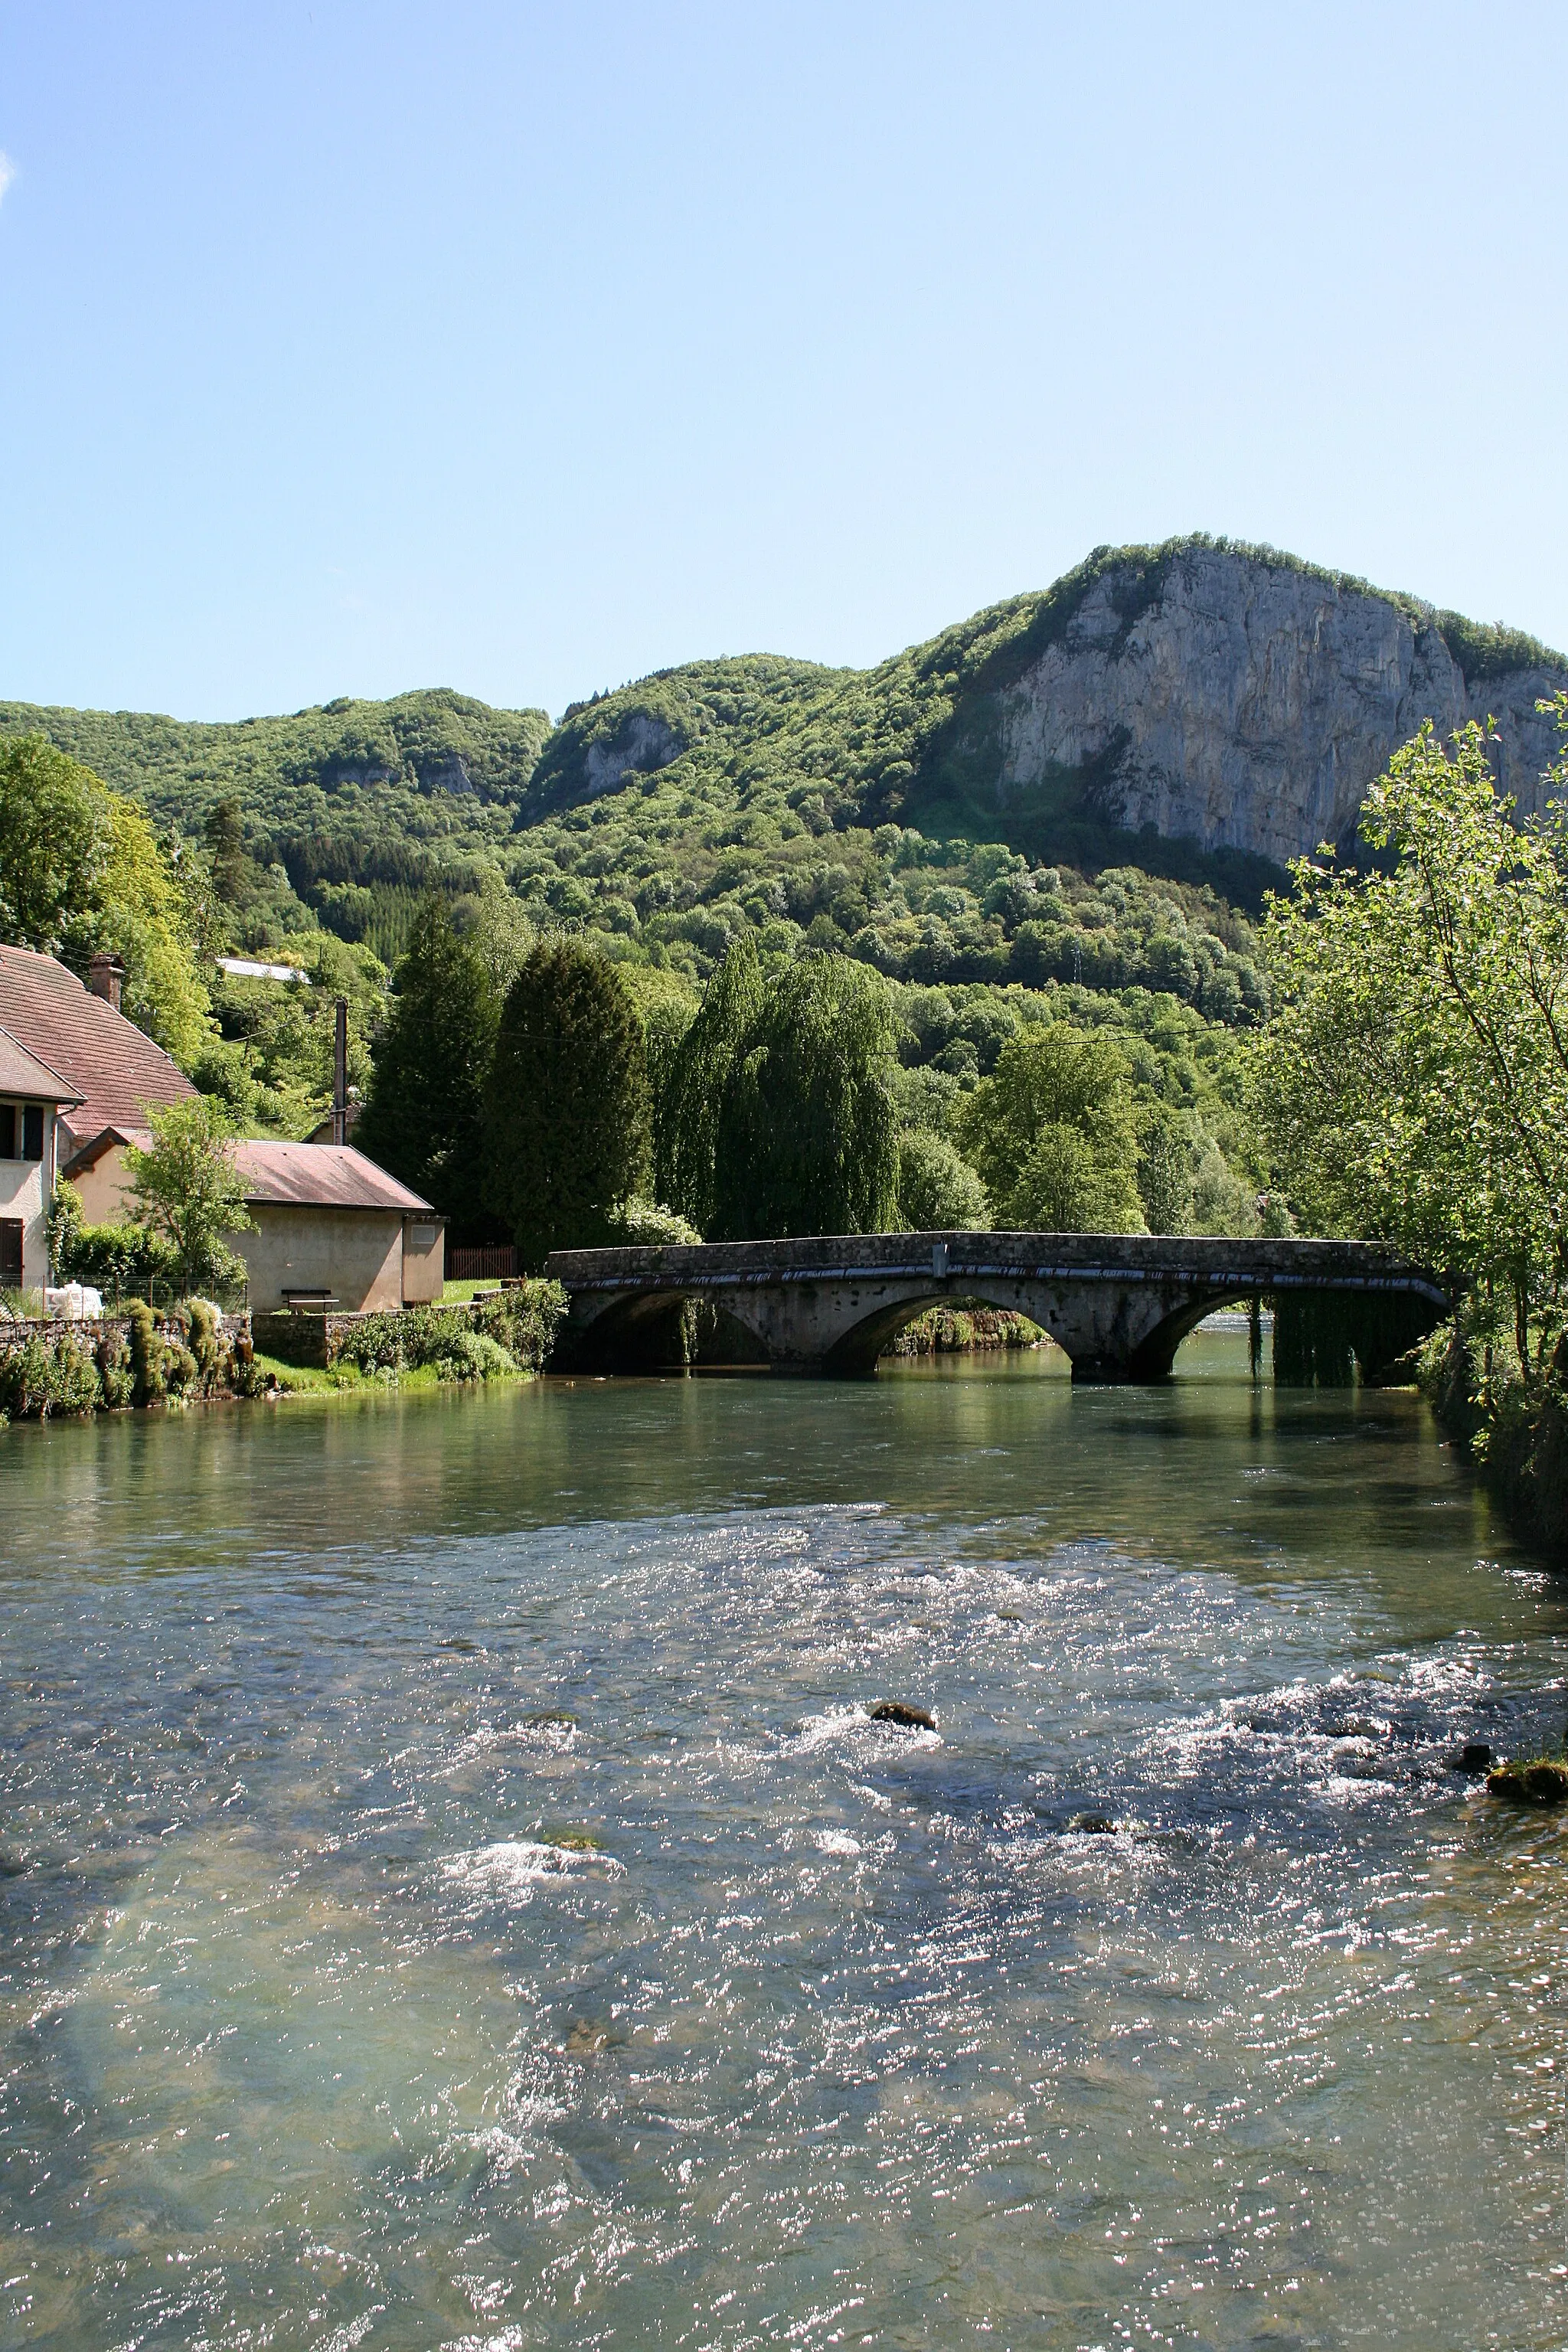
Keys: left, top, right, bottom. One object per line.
{"left": 252, "top": 1299, "right": 488, "bottom": 1369}
{"left": 0, "top": 1308, "right": 252, "bottom": 1355}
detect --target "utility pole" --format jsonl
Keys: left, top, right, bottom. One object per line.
{"left": 333, "top": 997, "right": 348, "bottom": 1146}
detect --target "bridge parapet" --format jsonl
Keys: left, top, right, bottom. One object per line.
{"left": 544, "top": 1231, "right": 1449, "bottom": 1382}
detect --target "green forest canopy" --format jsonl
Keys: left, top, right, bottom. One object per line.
{"left": 6, "top": 533, "right": 1562, "bottom": 1231}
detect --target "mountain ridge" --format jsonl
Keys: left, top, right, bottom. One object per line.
{"left": 2, "top": 534, "right": 1563, "bottom": 971}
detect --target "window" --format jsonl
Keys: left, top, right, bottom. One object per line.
{"left": 0, "top": 1104, "right": 44, "bottom": 1160}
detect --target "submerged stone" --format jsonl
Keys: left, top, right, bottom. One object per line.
{"left": 1066, "top": 1812, "right": 1118, "bottom": 1835}
{"left": 869, "top": 1701, "right": 936, "bottom": 1730}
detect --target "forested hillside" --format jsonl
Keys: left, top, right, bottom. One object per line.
{"left": 3, "top": 531, "right": 1559, "bottom": 1034}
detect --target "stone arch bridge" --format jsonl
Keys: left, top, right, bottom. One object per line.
{"left": 544, "top": 1232, "right": 1449, "bottom": 1383}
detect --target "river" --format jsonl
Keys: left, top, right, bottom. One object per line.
{"left": 1, "top": 1332, "right": 1564, "bottom": 2349}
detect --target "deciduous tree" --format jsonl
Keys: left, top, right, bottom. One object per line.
{"left": 123, "top": 1098, "right": 254, "bottom": 1294}
{"left": 0, "top": 734, "right": 212, "bottom": 1062}
{"left": 1253, "top": 705, "right": 1568, "bottom": 1370}
{"left": 710, "top": 953, "right": 898, "bottom": 1240}
{"left": 959, "top": 1023, "right": 1145, "bottom": 1232}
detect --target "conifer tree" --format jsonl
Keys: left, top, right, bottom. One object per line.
{"left": 357, "top": 896, "right": 501, "bottom": 1240}
{"left": 485, "top": 937, "right": 650, "bottom": 1267}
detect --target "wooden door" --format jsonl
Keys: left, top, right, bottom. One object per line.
{"left": 0, "top": 1219, "right": 22, "bottom": 1291}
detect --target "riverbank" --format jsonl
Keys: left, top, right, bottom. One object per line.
{"left": 886, "top": 1305, "right": 1044, "bottom": 1355}
{"left": 0, "top": 1282, "right": 567, "bottom": 1420}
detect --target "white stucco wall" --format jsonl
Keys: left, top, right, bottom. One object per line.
{"left": 0, "top": 1104, "right": 57, "bottom": 1292}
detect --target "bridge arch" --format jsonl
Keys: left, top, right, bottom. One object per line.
{"left": 546, "top": 1234, "right": 1450, "bottom": 1384}
{"left": 812, "top": 1278, "right": 1265, "bottom": 1378}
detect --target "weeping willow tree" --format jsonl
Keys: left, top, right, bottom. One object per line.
{"left": 655, "top": 933, "right": 764, "bottom": 1233}
{"left": 655, "top": 943, "right": 900, "bottom": 1240}
{"left": 1271, "top": 1289, "right": 1441, "bottom": 1387}
{"left": 675, "top": 951, "right": 900, "bottom": 1240}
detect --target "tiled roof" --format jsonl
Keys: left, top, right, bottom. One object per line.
{"left": 231, "top": 1139, "right": 434, "bottom": 1214}
{"left": 0, "top": 1024, "right": 83, "bottom": 1106}
{"left": 0, "top": 945, "right": 195, "bottom": 1150}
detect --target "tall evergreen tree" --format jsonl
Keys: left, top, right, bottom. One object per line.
{"left": 203, "top": 796, "right": 250, "bottom": 907}
{"left": 711, "top": 952, "right": 898, "bottom": 1240}
{"left": 357, "top": 896, "right": 501, "bottom": 1240}
{"left": 485, "top": 937, "right": 650, "bottom": 1268}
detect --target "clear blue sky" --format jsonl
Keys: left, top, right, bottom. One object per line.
{"left": 2, "top": 2, "right": 1563, "bottom": 724}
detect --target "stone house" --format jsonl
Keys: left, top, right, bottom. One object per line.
{"left": 0, "top": 944, "right": 197, "bottom": 1224}
{"left": 0, "top": 1027, "right": 83, "bottom": 1291}
{"left": 0, "top": 943, "right": 443, "bottom": 1310}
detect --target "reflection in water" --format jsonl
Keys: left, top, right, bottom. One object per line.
{"left": 1, "top": 1336, "right": 1564, "bottom": 2347}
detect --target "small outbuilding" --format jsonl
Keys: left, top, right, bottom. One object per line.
{"left": 227, "top": 1140, "right": 445, "bottom": 1312}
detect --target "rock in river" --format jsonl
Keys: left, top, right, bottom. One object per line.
{"left": 1487, "top": 1759, "right": 1568, "bottom": 1805}
{"left": 869, "top": 1701, "right": 936, "bottom": 1731}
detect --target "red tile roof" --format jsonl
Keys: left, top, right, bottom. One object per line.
{"left": 0, "top": 945, "right": 195, "bottom": 1152}
{"left": 231, "top": 1139, "right": 434, "bottom": 1214}
{"left": 0, "top": 1024, "right": 84, "bottom": 1106}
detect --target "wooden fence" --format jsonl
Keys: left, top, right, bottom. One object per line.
{"left": 448, "top": 1245, "right": 518, "bottom": 1282}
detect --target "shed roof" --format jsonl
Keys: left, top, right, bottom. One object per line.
{"left": 0, "top": 1024, "right": 84, "bottom": 1106}
{"left": 231, "top": 1139, "right": 434, "bottom": 1214}
{"left": 0, "top": 944, "right": 195, "bottom": 1148}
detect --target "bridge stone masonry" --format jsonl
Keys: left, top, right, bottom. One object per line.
{"left": 544, "top": 1232, "right": 1450, "bottom": 1383}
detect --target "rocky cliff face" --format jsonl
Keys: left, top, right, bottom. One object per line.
{"left": 989, "top": 545, "right": 1566, "bottom": 863}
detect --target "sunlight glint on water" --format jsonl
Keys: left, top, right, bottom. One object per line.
{"left": 1, "top": 1333, "right": 1565, "bottom": 2348}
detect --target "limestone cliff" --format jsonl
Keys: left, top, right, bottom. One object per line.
{"left": 984, "top": 543, "right": 1566, "bottom": 864}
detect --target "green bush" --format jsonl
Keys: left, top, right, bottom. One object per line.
{"left": 125, "top": 1300, "right": 165, "bottom": 1404}
{"left": 0, "top": 1329, "right": 105, "bottom": 1419}
{"left": 329, "top": 1281, "right": 568, "bottom": 1381}
{"left": 96, "top": 1328, "right": 135, "bottom": 1408}
{"left": 599, "top": 1197, "right": 701, "bottom": 1247}
{"left": 439, "top": 1331, "right": 518, "bottom": 1383}
{"left": 49, "top": 1178, "right": 198, "bottom": 1302}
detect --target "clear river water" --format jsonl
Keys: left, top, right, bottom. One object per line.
{"left": 2, "top": 1334, "right": 1566, "bottom": 2350}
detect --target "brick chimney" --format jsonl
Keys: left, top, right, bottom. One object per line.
{"left": 88, "top": 952, "right": 126, "bottom": 1011}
